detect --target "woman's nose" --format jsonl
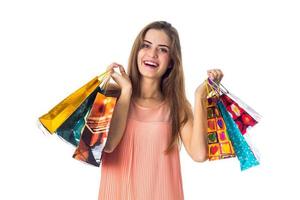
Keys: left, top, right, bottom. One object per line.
{"left": 148, "top": 48, "right": 158, "bottom": 58}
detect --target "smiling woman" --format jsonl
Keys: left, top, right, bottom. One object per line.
{"left": 98, "top": 21, "right": 224, "bottom": 200}
{"left": 137, "top": 29, "right": 172, "bottom": 78}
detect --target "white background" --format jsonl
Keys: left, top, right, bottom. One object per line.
{"left": 0, "top": 0, "right": 299, "bottom": 199}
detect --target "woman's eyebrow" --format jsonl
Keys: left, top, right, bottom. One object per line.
{"left": 143, "top": 40, "right": 170, "bottom": 49}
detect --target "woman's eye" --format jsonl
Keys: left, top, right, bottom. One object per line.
{"left": 141, "top": 43, "right": 150, "bottom": 48}
{"left": 159, "top": 48, "right": 168, "bottom": 53}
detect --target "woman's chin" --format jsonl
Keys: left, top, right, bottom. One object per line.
{"left": 139, "top": 70, "right": 161, "bottom": 79}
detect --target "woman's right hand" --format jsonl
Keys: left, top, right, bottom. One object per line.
{"left": 106, "top": 62, "right": 132, "bottom": 94}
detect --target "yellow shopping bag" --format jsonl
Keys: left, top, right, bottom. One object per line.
{"left": 39, "top": 71, "right": 110, "bottom": 134}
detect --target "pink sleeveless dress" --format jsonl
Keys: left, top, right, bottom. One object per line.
{"left": 98, "top": 99, "right": 184, "bottom": 200}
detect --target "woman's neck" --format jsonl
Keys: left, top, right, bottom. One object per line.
{"left": 137, "top": 77, "right": 164, "bottom": 101}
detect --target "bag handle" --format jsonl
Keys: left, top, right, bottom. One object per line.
{"left": 207, "top": 77, "right": 229, "bottom": 95}
{"left": 205, "top": 79, "right": 220, "bottom": 98}
{"left": 97, "top": 70, "right": 112, "bottom": 95}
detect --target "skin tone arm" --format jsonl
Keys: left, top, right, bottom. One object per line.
{"left": 103, "top": 63, "right": 132, "bottom": 153}
{"left": 180, "top": 69, "right": 224, "bottom": 162}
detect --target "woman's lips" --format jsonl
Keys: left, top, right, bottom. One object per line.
{"left": 143, "top": 60, "right": 159, "bottom": 67}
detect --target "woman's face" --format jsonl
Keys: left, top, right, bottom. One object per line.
{"left": 137, "top": 29, "right": 171, "bottom": 79}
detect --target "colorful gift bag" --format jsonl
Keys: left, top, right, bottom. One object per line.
{"left": 207, "top": 78, "right": 262, "bottom": 161}
{"left": 72, "top": 92, "right": 117, "bottom": 167}
{"left": 206, "top": 86, "right": 235, "bottom": 160}
{"left": 220, "top": 93, "right": 261, "bottom": 160}
{"left": 217, "top": 101, "right": 260, "bottom": 171}
{"left": 55, "top": 87, "right": 101, "bottom": 146}
{"left": 205, "top": 78, "right": 261, "bottom": 170}
{"left": 220, "top": 94, "right": 258, "bottom": 135}
{"left": 207, "top": 78, "right": 262, "bottom": 130}
{"left": 39, "top": 75, "right": 103, "bottom": 133}
{"left": 38, "top": 71, "right": 111, "bottom": 146}
{"left": 222, "top": 91, "right": 262, "bottom": 123}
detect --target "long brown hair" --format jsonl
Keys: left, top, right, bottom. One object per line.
{"left": 126, "top": 21, "right": 193, "bottom": 154}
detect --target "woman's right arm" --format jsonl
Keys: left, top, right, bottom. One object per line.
{"left": 103, "top": 63, "right": 132, "bottom": 153}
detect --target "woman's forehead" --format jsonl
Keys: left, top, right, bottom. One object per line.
{"left": 144, "top": 29, "right": 170, "bottom": 46}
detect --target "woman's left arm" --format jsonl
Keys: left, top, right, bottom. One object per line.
{"left": 180, "top": 69, "right": 223, "bottom": 162}
{"left": 180, "top": 84, "right": 208, "bottom": 162}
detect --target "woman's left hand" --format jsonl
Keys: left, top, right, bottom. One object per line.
{"left": 195, "top": 69, "right": 224, "bottom": 98}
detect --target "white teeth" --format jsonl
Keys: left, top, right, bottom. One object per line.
{"left": 144, "top": 61, "right": 158, "bottom": 67}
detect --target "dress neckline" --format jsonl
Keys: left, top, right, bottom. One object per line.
{"left": 132, "top": 98, "right": 167, "bottom": 110}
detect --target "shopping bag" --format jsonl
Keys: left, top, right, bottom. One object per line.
{"left": 206, "top": 78, "right": 261, "bottom": 170}
{"left": 55, "top": 87, "right": 101, "bottom": 146}
{"left": 207, "top": 78, "right": 262, "bottom": 161}
{"left": 38, "top": 71, "right": 109, "bottom": 134}
{"left": 72, "top": 92, "right": 117, "bottom": 167}
{"left": 219, "top": 94, "right": 257, "bottom": 135}
{"left": 208, "top": 78, "right": 262, "bottom": 135}
{"left": 206, "top": 82, "right": 236, "bottom": 160}
{"left": 38, "top": 71, "right": 112, "bottom": 147}
{"left": 217, "top": 101, "right": 260, "bottom": 171}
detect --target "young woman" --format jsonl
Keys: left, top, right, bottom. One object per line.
{"left": 98, "top": 21, "right": 224, "bottom": 200}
